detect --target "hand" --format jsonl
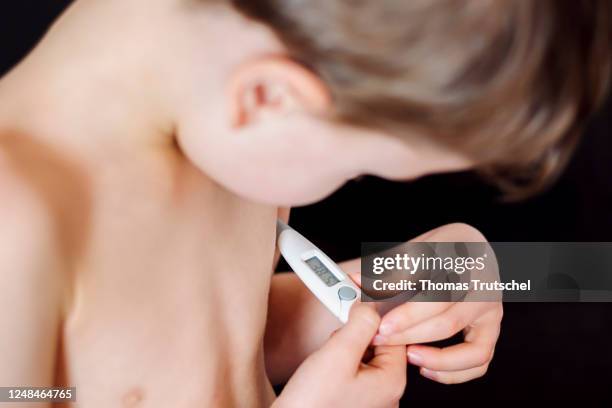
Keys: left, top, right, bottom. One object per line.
{"left": 273, "top": 304, "right": 407, "bottom": 408}
{"left": 375, "top": 300, "right": 502, "bottom": 384}
{"left": 370, "top": 223, "right": 503, "bottom": 385}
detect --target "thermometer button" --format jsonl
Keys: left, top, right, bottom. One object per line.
{"left": 338, "top": 286, "right": 357, "bottom": 301}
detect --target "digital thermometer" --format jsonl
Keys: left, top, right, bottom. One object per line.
{"left": 276, "top": 220, "right": 360, "bottom": 323}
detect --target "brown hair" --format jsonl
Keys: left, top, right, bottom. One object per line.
{"left": 231, "top": 0, "right": 611, "bottom": 198}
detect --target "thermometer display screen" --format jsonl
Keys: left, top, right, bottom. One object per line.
{"left": 305, "top": 256, "right": 340, "bottom": 287}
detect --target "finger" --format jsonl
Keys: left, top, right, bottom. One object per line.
{"left": 341, "top": 258, "right": 362, "bottom": 287}
{"left": 362, "top": 345, "right": 407, "bottom": 404}
{"left": 351, "top": 271, "right": 362, "bottom": 287}
{"left": 382, "top": 302, "right": 494, "bottom": 345}
{"left": 320, "top": 303, "right": 380, "bottom": 368}
{"left": 464, "top": 304, "right": 503, "bottom": 343}
{"left": 368, "top": 344, "right": 407, "bottom": 372}
{"left": 420, "top": 363, "right": 489, "bottom": 384}
{"left": 362, "top": 346, "right": 375, "bottom": 363}
{"left": 375, "top": 301, "right": 452, "bottom": 342}
{"left": 406, "top": 322, "right": 498, "bottom": 371}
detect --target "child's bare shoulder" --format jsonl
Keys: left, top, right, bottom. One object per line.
{"left": 0, "top": 135, "right": 49, "bottom": 214}
{"left": 0, "top": 142, "right": 55, "bottom": 261}
{"left": 0, "top": 132, "right": 90, "bottom": 219}
{"left": 0, "top": 132, "right": 91, "bottom": 284}
{"left": 0, "top": 133, "right": 80, "bottom": 273}
{"left": 0, "top": 135, "right": 68, "bottom": 381}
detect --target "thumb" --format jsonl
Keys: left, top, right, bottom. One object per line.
{"left": 348, "top": 269, "right": 362, "bottom": 287}
{"left": 319, "top": 303, "right": 380, "bottom": 369}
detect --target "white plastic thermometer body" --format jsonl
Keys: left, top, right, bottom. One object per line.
{"left": 276, "top": 220, "right": 360, "bottom": 323}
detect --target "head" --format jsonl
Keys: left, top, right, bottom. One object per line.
{"left": 160, "top": 0, "right": 611, "bottom": 205}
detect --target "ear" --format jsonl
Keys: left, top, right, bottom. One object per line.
{"left": 228, "top": 56, "right": 331, "bottom": 128}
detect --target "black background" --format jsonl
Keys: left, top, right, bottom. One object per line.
{"left": 2, "top": 1, "right": 610, "bottom": 404}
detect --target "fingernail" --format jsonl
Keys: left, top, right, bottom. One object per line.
{"left": 372, "top": 334, "right": 387, "bottom": 345}
{"left": 420, "top": 368, "right": 438, "bottom": 381}
{"left": 378, "top": 321, "right": 396, "bottom": 336}
{"left": 407, "top": 351, "right": 423, "bottom": 366}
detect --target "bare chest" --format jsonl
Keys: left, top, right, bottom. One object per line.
{"left": 58, "top": 180, "right": 277, "bottom": 408}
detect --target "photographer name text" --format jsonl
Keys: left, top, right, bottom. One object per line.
{"left": 372, "top": 279, "right": 531, "bottom": 292}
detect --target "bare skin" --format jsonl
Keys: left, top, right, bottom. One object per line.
{"left": 0, "top": 132, "right": 278, "bottom": 407}
{"left": 0, "top": 3, "right": 281, "bottom": 400}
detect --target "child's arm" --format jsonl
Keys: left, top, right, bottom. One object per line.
{"left": 0, "top": 180, "right": 63, "bottom": 398}
{"left": 264, "top": 272, "right": 343, "bottom": 385}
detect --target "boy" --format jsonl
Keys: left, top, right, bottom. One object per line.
{"left": 0, "top": 0, "right": 608, "bottom": 406}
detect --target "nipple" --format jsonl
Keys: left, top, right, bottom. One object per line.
{"left": 122, "top": 387, "right": 145, "bottom": 407}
